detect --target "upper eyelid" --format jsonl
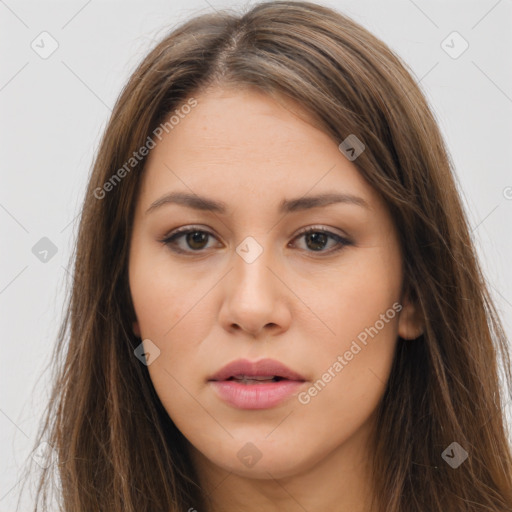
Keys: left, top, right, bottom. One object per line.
{"left": 162, "top": 225, "right": 349, "bottom": 241}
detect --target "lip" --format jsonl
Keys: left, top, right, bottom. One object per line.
{"left": 209, "top": 358, "right": 306, "bottom": 382}
{"left": 208, "top": 358, "right": 307, "bottom": 410}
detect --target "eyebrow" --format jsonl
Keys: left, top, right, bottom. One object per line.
{"left": 145, "top": 191, "right": 370, "bottom": 215}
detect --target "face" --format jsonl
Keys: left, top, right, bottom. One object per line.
{"left": 128, "top": 86, "right": 422, "bottom": 482}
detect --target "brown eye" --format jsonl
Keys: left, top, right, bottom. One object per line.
{"left": 161, "top": 227, "right": 218, "bottom": 254}
{"left": 184, "top": 231, "right": 210, "bottom": 250}
{"left": 304, "top": 231, "right": 329, "bottom": 251}
{"left": 290, "top": 227, "right": 352, "bottom": 254}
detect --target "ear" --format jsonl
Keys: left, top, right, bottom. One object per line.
{"left": 132, "top": 320, "right": 141, "bottom": 338}
{"left": 397, "top": 295, "right": 424, "bottom": 340}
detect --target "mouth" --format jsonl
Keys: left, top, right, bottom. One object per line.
{"left": 208, "top": 358, "right": 307, "bottom": 409}
{"left": 208, "top": 358, "right": 306, "bottom": 383}
{"left": 225, "top": 375, "right": 290, "bottom": 384}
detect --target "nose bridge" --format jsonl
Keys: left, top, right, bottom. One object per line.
{"left": 232, "top": 234, "right": 275, "bottom": 295}
{"left": 218, "top": 232, "right": 286, "bottom": 334}
{"left": 215, "top": 212, "right": 300, "bottom": 335}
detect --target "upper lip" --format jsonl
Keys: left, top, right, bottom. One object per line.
{"left": 208, "top": 358, "right": 306, "bottom": 381}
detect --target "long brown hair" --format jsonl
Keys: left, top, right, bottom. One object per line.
{"left": 23, "top": 1, "right": 512, "bottom": 510}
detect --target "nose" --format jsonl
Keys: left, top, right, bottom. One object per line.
{"left": 218, "top": 239, "right": 292, "bottom": 337}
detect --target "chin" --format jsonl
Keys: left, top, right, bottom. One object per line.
{"left": 198, "top": 437, "right": 318, "bottom": 480}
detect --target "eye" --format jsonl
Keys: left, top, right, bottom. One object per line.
{"left": 159, "top": 225, "right": 352, "bottom": 255}
{"left": 289, "top": 226, "right": 352, "bottom": 254}
{"left": 159, "top": 226, "right": 218, "bottom": 254}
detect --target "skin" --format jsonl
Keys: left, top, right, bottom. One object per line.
{"left": 128, "top": 85, "right": 423, "bottom": 511}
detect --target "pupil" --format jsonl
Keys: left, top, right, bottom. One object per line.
{"left": 187, "top": 231, "right": 208, "bottom": 250}
{"left": 306, "top": 232, "right": 327, "bottom": 251}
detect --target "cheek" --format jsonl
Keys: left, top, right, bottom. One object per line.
{"left": 129, "top": 259, "right": 213, "bottom": 432}
{"left": 313, "top": 243, "right": 402, "bottom": 345}
{"left": 130, "top": 273, "right": 214, "bottom": 391}
{"left": 129, "top": 242, "right": 199, "bottom": 338}
{"left": 297, "top": 246, "right": 401, "bottom": 415}
{"left": 129, "top": 248, "right": 214, "bottom": 375}
{"left": 293, "top": 304, "right": 399, "bottom": 458}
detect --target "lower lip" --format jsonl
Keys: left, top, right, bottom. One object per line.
{"left": 209, "top": 380, "right": 305, "bottom": 409}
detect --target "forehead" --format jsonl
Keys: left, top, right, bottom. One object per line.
{"left": 139, "top": 86, "right": 381, "bottom": 213}
{"left": 166, "top": 86, "right": 331, "bottom": 161}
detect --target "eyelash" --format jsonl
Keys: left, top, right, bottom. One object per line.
{"left": 159, "top": 225, "right": 353, "bottom": 256}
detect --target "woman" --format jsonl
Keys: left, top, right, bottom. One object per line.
{"left": 27, "top": 1, "right": 512, "bottom": 510}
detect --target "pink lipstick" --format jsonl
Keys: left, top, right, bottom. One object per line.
{"left": 208, "top": 358, "right": 306, "bottom": 410}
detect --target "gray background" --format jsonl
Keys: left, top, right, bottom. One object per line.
{"left": 1, "top": 0, "right": 511, "bottom": 509}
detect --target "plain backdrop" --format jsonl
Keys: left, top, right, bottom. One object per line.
{"left": 1, "top": 0, "right": 511, "bottom": 509}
